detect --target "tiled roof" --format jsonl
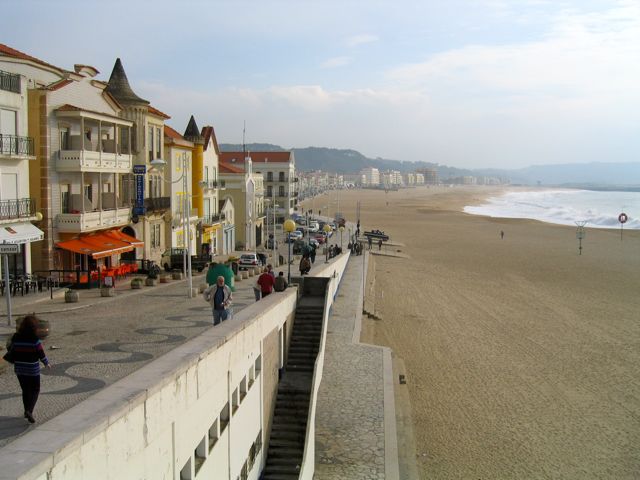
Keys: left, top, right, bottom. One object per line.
{"left": 48, "top": 79, "right": 74, "bottom": 91}
{"left": 0, "top": 43, "right": 67, "bottom": 73}
{"left": 221, "top": 151, "right": 292, "bottom": 163}
{"left": 55, "top": 104, "right": 131, "bottom": 123}
{"left": 219, "top": 161, "right": 245, "bottom": 174}
{"left": 164, "top": 125, "right": 184, "bottom": 140}
{"left": 148, "top": 105, "right": 170, "bottom": 119}
{"left": 201, "top": 125, "right": 221, "bottom": 154}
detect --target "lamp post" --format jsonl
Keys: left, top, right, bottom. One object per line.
{"left": 283, "top": 219, "right": 296, "bottom": 284}
{"left": 323, "top": 224, "right": 332, "bottom": 263}
{"left": 150, "top": 156, "right": 194, "bottom": 298}
{"left": 339, "top": 225, "right": 345, "bottom": 251}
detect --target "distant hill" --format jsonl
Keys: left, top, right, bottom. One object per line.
{"left": 219, "top": 143, "right": 640, "bottom": 187}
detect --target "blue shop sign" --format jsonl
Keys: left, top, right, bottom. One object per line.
{"left": 133, "top": 165, "right": 146, "bottom": 174}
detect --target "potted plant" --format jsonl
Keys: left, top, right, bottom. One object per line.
{"left": 64, "top": 289, "right": 79, "bottom": 303}
{"left": 131, "top": 277, "right": 144, "bottom": 289}
{"left": 159, "top": 273, "right": 171, "bottom": 283}
{"left": 145, "top": 266, "right": 158, "bottom": 286}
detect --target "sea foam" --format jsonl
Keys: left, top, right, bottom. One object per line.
{"left": 464, "top": 190, "right": 640, "bottom": 229}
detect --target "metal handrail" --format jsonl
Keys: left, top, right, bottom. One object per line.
{"left": 0, "top": 134, "right": 34, "bottom": 156}
{"left": 0, "top": 70, "right": 20, "bottom": 93}
{"left": 0, "top": 198, "right": 36, "bottom": 220}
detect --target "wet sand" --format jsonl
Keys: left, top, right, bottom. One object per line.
{"left": 305, "top": 186, "right": 640, "bottom": 479}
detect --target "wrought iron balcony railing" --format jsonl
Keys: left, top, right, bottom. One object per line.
{"left": 0, "top": 134, "right": 34, "bottom": 156}
{"left": 202, "top": 179, "right": 226, "bottom": 189}
{"left": 0, "top": 70, "right": 20, "bottom": 94}
{"left": 144, "top": 196, "right": 171, "bottom": 212}
{"left": 0, "top": 198, "right": 36, "bottom": 220}
{"left": 202, "top": 213, "right": 225, "bottom": 225}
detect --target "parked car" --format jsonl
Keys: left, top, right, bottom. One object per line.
{"left": 309, "top": 238, "right": 320, "bottom": 247}
{"left": 238, "top": 253, "right": 261, "bottom": 270}
{"left": 287, "top": 231, "right": 303, "bottom": 241}
{"left": 314, "top": 234, "right": 326, "bottom": 244}
{"left": 308, "top": 221, "right": 320, "bottom": 233}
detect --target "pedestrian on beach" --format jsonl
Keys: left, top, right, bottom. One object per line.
{"left": 203, "top": 276, "right": 232, "bottom": 325}
{"left": 500, "top": 230, "right": 504, "bottom": 240}
{"left": 6, "top": 315, "right": 51, "bottom": 424}
{"left": 257, "top": 267, "right": 275, "bottom": 298}
{"left": 274, "top": 271, "right": 288, "bottom": 292}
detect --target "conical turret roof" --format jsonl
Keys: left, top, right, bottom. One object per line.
{"left": 105, "top": 58, "right": 149, "bottom": 106}
{"left": 183, "top": 115, "right": 204, "bottom": 144}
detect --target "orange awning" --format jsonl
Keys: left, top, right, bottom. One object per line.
{"left": 104, "top": 229, "right": 144, "bottom": 248}
{"left": 57, "top": 233, "right": 134, "bottom": 259}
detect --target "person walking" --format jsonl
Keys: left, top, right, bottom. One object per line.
{"left": 309, "top": 244, "right": 317, "bottom": 264}
{"left": 299, "top": 255, "right": 311, "bottom": 275}
{"left": 7, "top": 315, "right": 51, "bottom": 424}
{"left": 274, "top": 271, "right": 288, "bottom": 292}
{"left": 203, "top": 276, "right": 232, "bottom": 325}
{"left": 500, "top": 230, "right": 505, "bottom": 240}
{"left": 257, "top": 267, "right": 275, "bottom": 298}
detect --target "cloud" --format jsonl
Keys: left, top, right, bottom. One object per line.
{"left": 320, "top": 56, "right": 351, "bottom": 69}
{"left": 345, "top": 34, "right": 379, "bottom": 47}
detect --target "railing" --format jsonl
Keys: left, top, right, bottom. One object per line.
{"left": 202, "top": 180, "right": 226, "bottom": 189}
{"left": 56, "top": 207, "right": 130, "bottom": 233}
{"left": 144, "top": 196, "right": 171, "bottom": 212}
{"left": 0, "top": 134, "right": 34, "bottom": 156}
{"left": 0, "top": 70, "right": 20, "bottom": 93}
{"left": 0, "top": 198, "right": 36, "bottom": 220}
{"left": 202, "top": 213, "right": 225, "bottom": 225}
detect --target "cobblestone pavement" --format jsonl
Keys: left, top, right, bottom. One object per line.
{"left": 0, "top": 269, "right": 264, "bottom": 448}
{"left": 315, "top": 255, "right": 395, "bottom": 480}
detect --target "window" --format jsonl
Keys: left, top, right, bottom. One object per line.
{"left": 60, "top": 127, "right": 69, "bottom": 150}
{"left": 148, "top": 126, "right": 154, "bottom": 161}
{"left": 209, "top": 419, "right": 219, "bottom": 452}
{"left": 220, "top": 402, "right": 230, "bottom": 432}
{"left": 267, "top": 186, "right": 272, "bottom": 198}
{"left": 279, "top": 186, "right": 284, "bottom": 197}
{"left": 267, "top": 172, "right": 273, "bottom": 182}
{"left": 151, "top": 223, "right": 161, "bottom": 249}
{"left": 204, "top": 166, "right": 209, "bottom": 182}
{"left": 0, "top": 109, "right": 17, "bottom": 136}
{"left": 155, "top": 126, "right": 161, "bottom": 158}
{"left": 60, "top": 184, "right": 70, "bottom": 213}
{"left": 194, "top": 437, "right": 206, "bottom": 475}
{"left": 240, "top": 376, "right": 247, "bottom": 402}
{"left": 232, "top": 387, "right": 239, "bottom": 414}
{"left": 84, "top": 183, "right": 93, "bottom": 203}
{"left": 180, "top": 457, "right": 192, "bottom": 480}
{"left": 148, "top": 175, "right": 162, "bottom": 198}
{"left": 255, "top": 355, "right": 262, "bottom": 374}
{"left": 278, "top": 172, "right": 284, "bottom": 182}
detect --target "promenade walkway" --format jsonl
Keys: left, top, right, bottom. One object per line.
{"left": 314, "top": 253, "right": 400, "bottom": 480}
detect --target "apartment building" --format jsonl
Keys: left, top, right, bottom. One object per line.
{"left": 0, "top": 45, "right": 56, "bottom": 275}
{"left": 221, "top": 151, "right": 296, "bottom": 225}
{"left": 360, "top": 167, "right": 380, "bottom": 187}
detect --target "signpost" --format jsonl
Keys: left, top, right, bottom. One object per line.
{"left": 1, "top": 243, "right": 18, "bottom": 326}
{"left": 575, "top": 221, "right": 587, "bottom": 255}
{"left": 618, "top": 212, "right": 628, "bottom": 241}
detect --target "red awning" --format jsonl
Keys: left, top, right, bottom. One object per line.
{"left": 57, "top": 233, "right": 134, "bottom": 259}
{"left": 103, "top": 229, "right": 144, "bottom": 248}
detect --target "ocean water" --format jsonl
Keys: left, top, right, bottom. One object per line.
{"left": 464, "top": 190, "right": 640, "bottom": 229}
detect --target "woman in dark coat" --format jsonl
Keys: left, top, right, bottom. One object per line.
{"left": 10, "top": 315, "right": 51, "bottom": 423}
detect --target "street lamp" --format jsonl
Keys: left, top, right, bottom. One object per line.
{"left": 283, "top": 219, "right": 296, "bottom": 284}
{"left": 150, "top": 156, "right": 194, "bottom": 298}
{"left": 323, "top": 224, "right": 332, "bottom": 263}
{"left": 339, "top": 225, "right": 345, "bottom": 251}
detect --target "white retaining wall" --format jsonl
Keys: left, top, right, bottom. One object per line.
{"left": 0, "top": 252, "right": 352, "bottom": 480}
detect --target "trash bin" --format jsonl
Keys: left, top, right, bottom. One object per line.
{"left": 207, "top": 262, "right": 236, "bottom": 291}
{"left": 231, "top": 261, "right": 239, "bottom": 275}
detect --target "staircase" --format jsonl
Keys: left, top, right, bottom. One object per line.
{"left": 261, "top": 298, "right": 325, "bottom": 479}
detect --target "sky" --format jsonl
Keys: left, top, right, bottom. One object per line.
{"left": 2, "top": 0, "right": 640, "bottom": 169}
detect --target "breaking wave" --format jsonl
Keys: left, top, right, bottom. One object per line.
{"left": 464, "top": 190, "right": 640, "bottom": 229}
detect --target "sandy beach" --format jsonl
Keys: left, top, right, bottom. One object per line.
{"left": 305, "top": 186, "right": 640, "bottom": 479}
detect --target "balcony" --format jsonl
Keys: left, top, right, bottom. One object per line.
{"left": 0, "top": 70, "right": 20, "bottom": 94}
{"left": 201, "top": 179, "right": 226, "bottom": 190}
{"left": 202, "top": 213, "right": 225, "bottom": 225}
{"left": 144, "top": 196, "right": 171, "bottom": 212}
{"left": 58, "top": 139, "right": 133, "bottom": 173}
{"left": 0, "top": 134, "right": 34, "bottom": 158}
{"left": 0, "top": 198, "right": 36, "bottom": 222}
{"left": 56, "top": 207, "right": 131, "bottom": 233}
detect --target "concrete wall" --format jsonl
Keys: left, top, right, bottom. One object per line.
{"left": 0, "top": 289, "right": 299, "bottom": 480}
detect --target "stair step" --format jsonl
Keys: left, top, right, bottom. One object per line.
{"left": 269, "top": 438, "right": 304, "bottom": 448}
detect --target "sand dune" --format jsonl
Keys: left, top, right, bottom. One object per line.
{"left": 306, "top": 186, "right": 640, "bottom": 479}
